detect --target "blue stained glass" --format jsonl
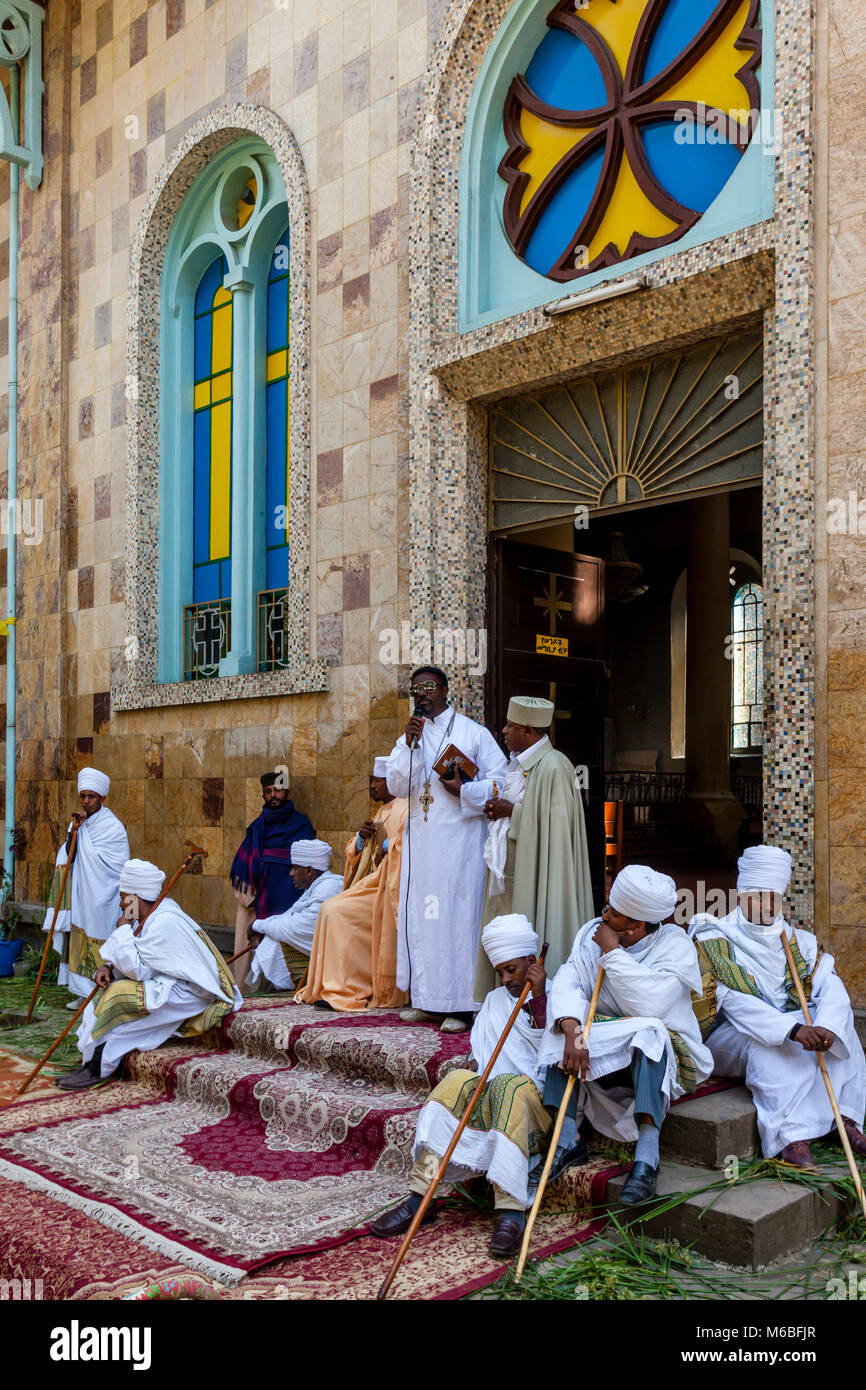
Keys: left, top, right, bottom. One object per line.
{"left": 267, "top": 547, "right": 289, "bottom": 589}
{"left": 193, "top": 560, "right": 219, "bottom": 603}
{"left": 266, "top": 380, "right": 287, "bottom": 546}
{"left": 192, "top": 412, "right": 211, "bottom": 564}
{"left": 641, "top": 0, "right": 724, "bottom": 84}
{"left": 523, "top": 144, "right": 606, "bottom": 276}
{"left": 194, "top": 256, "right": 223, "bottom": 316}
{"left": 194, "top": 312, "right": 211, "bottom": 382}
{"left": 269, "top": 230, "right": 290, "bottom": 280}
{"left": 221, "top": 559, "right": 232, "bottom": 595}
{"left": 525, "top": 28, "right": 607, "bottom": 111}
{"left": 267, "top": 278, "right": 288, "bottom": 355}
{"left": 640, "top": 120, "right": 741, "bottom": 214}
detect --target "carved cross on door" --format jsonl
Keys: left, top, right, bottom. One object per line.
{"left": 533, "top": 576, "right": 571, "bottom": 636}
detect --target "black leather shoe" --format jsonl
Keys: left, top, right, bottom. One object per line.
{"left": 489, "top": 1211, "right": 526, "bottom": 1257}
{"left": 545, "top": 1138, "right": 589, "bottom": 1183}
{"left": 619, "top": 1160, "right": 658, "bottom": 1206}
{"left": 370, "top": 1193, "right": 439, "bottom": 1238}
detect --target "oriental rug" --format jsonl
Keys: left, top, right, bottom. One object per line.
{"left": 0, "top": 1156, "right": 616, "bottom": 1301}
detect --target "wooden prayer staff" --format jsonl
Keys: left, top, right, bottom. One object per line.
{"left": 376, "top": 942, "right": 550, "bottom": 1301}
{"left": 515, "top": 963, "right": 605, "bottom": 1283}
{"left": 779, "top": 930, "right": 866, "bottom": 1223}
{"left": 17, "top": 843, "right": 207, "bottom": 1097}
{"left": 24, "top": 821, "right": 81, "bottom": 1024}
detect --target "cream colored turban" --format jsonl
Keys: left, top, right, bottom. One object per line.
{"left": 118, "top": 859, "right": 165, "bottom": 901}
{"left": 610, "top": 865, "right": 677, "bottom": 924}
{"left": 481, "top": 914, "right": 539, "bottom": 967}
{"left": 737, "top": 845, "right": 792, "bottom": 895}
{"left": 78, "top": 767, "right": 110, "bottom": 797}
{"left": 506, "top": 697, "right": 555, "bottom": 728}
{"left": 290, "top": 839, "right": 332, "bottom": 870}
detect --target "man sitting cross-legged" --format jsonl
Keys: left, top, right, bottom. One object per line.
{"left": 690, "top": 844, "right": 866, "bottom": 1168}
{"left": 538, "top": 865, "right": 712, "bottom": 1205}
{"left": 57, "top": 858, "right": 242, "bottom": 1091}
{"left": 371, "top": 914, "right": 551, "bottom": 1257}
{"left": 246, "top": 840, "right": 343, "bottom": 992}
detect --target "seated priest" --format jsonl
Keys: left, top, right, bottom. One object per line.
{"left": 296, "top": 758, "right": 409, "bottom": 1011}
{"left": 538, "top": 865, "right": 712, "bottom": 1205}
{"left": 247, "top": 839, "right": 343, "bottom": 992}
{"left": 371, "top": 914, "right": 551, "bottom": 1257}
{"left": 690, "top": 844, "right": 866, "bottom": 1168}
{"left": 229, "top": 769, "right": 315, "bottom": 988}
{"left": 57, "top": 858, "right": 242, "bottom": 1091}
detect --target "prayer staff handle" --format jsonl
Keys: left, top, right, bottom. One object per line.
{"left": 515, "top": 963, "right": 605, "bottom": 1283}
{"left": 376, "top": 943, "right": 549, "bottom": 1301}
{"left": 25, "top": 821, "right": 81, "bottom": 1025}
{"left": 779, "top": 930, "right": 866, "bottom": 1223}
{"left": 17, "top": 844, "right": 207, "bottom": 1097}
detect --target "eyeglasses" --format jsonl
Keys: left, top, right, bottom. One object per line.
{"left": 408, "top": 682, "right": 442, "bottom": 695}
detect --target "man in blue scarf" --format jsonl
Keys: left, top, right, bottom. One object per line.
{"left": 229, "top": 772, "right": 314, "bottom": 986}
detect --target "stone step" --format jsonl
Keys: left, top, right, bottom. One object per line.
{"left": 663, "top": 1084, "right": 760, "bottom": 1167}
{"left": 606, "top": 1159, "right": 842, "bottom": 1268}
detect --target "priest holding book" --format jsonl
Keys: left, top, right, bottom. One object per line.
{"left": 386, "top": 666, "right": 507, "bottom": 1034}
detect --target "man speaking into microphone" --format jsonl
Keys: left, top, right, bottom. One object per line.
{"left": 386, "top": 666, "right": 506, "bottom": 1034}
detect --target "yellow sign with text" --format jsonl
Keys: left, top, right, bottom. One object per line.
{"left": 536, "top": 634, "right": 569, "bottom": 658}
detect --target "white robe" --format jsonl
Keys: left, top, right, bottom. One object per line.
{"left": 537, "top": 919, "right": 713, "bottom": 1141}
{"left": 77, "top": 898, "right": 242, "bottom": 1078}
{"left": 386, "top": 708, "right": 507, "bottom": 1012}
{"left": 46, "top": 806, "right": 130, "bottom": 997}
{"left": 413, "top": 983, "right": 549, "bottom": 1203}
{"left": 248, "top": 871, "right": 344, "bottom": 990}
{"left": 690, "top": 910, "right": 866, "bottom": 1156}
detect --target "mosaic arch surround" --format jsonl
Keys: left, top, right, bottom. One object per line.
{"left": 409, "top": 0, "right": 815, "bottom": 930}
{"left": 113, "top": 105, "right": 328, "bottom": 713}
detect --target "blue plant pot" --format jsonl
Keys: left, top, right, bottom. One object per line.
{"left": 0, "top": 939, "right": 25, "bottom": 977}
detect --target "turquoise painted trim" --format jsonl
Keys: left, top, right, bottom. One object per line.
{"left": 158, "top": 138, "right": 289, "bottom": 683}
{"left": 458, "top": 0, "right": 776, "bottom": 333}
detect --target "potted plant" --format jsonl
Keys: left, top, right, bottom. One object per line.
{"left": 0, "top": 869, "right": 25, "bottom": 977}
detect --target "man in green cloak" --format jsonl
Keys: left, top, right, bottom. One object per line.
{"left": 471, "top": 696, "right": 595, "bottom": 999}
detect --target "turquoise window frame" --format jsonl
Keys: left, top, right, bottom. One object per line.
{"left": 158, "top": 138, "right": 290, "bottom": 683}
{"left": 458, "top": 0, "right": 776, "bottom": 332}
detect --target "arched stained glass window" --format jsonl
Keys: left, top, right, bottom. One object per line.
{"left": 186, "top": 254, "right": 233, "bottom": 679}
{"left": 192, "top": 254, "right": 233, "bottom": 603}
{"left": 731, "top": 583, "right": 763, "bottom": 751}
{"left": 259, "top": 227, "right": 290, "bottom": 672}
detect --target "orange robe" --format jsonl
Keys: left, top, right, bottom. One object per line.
{"left": 296, "top": 798, "right": 408, "bottom": 1011}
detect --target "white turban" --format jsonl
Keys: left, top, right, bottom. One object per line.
{"left": 373, "top": 757, "right": 389, "bottom": 777}
{"left": 481, "top": 914, "right": 539, "bottom": 968}
{"left": 507, "top": 696, "right": 554, "bottom": 729}
{"left": 737, "top": 845, "right": 791, "bottom": 895}
{"left": 118, "top": 858, "right": 165, "bottom": 901}
{"left": 291, "top": 839, "right": 332, "bottom": 871}
{"left": 610, "top": 864, "right": 677, "bottom": 924}
{"left": 78, "top": 767, "right": 110, "bottom": 797}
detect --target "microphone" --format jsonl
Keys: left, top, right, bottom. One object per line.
{"left": 409, "top": 703, "right": 424, "bottom": 750}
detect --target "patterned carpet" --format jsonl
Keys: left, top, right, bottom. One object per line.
{"left": 0, "top": 994, "right": 620, "bottom": 1297}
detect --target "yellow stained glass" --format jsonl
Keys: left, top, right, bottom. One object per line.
{"left": 585, "top": 150, "right": 678, "bottom": 263}
{"left": 210, "top": 400, "right": 232, "bottom": 560}
{"left": 657, "top": 1, "right": 755, "bottom": 125}
{"left": 194, "top": 380, "right": 211, "bottom": 410}
{"left": 518, "top": 111, "right": 596, "bottom": 217}
{"left": 238, "top": 176, "right": 257, "bottom": 229}
{"left": 212, "top": 371, "right": 232, "bottom": 404}
{"left": 581, "top": 0, "right": 649, "bottom": 79}
{"left": 212, "top": 298, "right": 232, "bottom": 376}
{"left": 267, "top": 348, "right": 288, "bottom": 381}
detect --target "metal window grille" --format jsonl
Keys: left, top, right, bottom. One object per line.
{"left": 258, "top": 588, "right": 289, "bottom": 672}
{"left": 731, "top": 583, "right": 764, "bottom": 751}
{"left": 183, "top": 599, "right": 231, "bottom": 681}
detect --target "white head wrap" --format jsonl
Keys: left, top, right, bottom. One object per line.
{"left": 78, "top": 767, "right": 110, "bottom": 797}
{"left": 506, "top": 696, "right": 554, "bottom": 728}
{"left": 118, "top": 858, "right": 165, "bottom": 901}
{"left": 291, "top": 839, "right": 332, "bottom": 871}
{"left": 481, "top": 914, "right": 539, "bottom": 967}
{"left": 737, "top": 845, "right": 791, "bottom": 896}
{"left": 609, "top": 864, "right": 677, "bottom": 924}
{"left": 373, "top": 757, "right": 389, "bottom": 777}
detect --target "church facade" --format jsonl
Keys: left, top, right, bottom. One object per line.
{"left": 0, "top": 0, "right": 862, "bottom": 1001}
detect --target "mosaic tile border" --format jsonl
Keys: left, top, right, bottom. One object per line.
{"left": 407, "top": 0, "right": 815, "bottom": 927}
{"left": 113, "top": 102, "right": 328, "bottom": 713}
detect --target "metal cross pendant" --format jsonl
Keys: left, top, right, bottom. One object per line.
{"left": 420, "top": 780, "right": 434, "bottom": 821}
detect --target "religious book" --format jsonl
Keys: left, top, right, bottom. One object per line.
{"left": 433, "top": 744, "right": 479, "bottom": 781}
